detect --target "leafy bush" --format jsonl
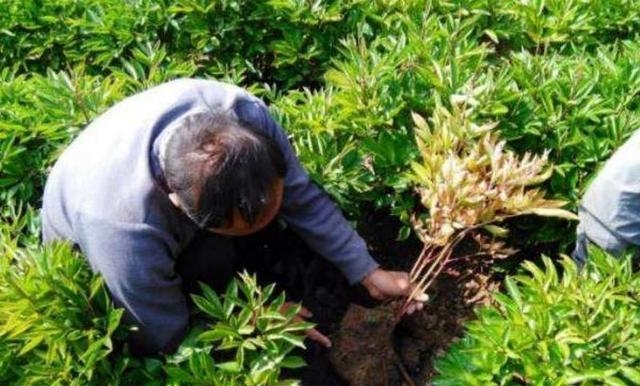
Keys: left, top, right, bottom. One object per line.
{"left": 433, "top": 249, "right": 640, "bottom": 385}
{"left": 0, "top": 242, "right": 132, "bottom": 385}
{"left": 0, "top": 70, "right": 125, "bottom": 211}
{"left": 0, "top": 236, "right": 308, "bottom": 385}
{"left": 432, "top": 0, "right": 640, "bottom": 51}
{"left": 165, "top": 272, "right": 310, "bottom": 386}
{"left": 275, "top": 9, "right": 640, "bottom": 252}
{"left": 275, "top": 9, "right": 491, "bottom": 218}
{"left": 0, "top": 0, "right": 421, "bottom": 89}
{"left": 477, "top": 42, "right": 640, "bottom": 206}
{"left": 0, "top": 0, "right": 170, "bottom": 73}
{"left": 0, "top": 52, "right": 196, "bottom": 215}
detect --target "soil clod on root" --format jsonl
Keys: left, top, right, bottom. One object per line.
{"left": 329, "top": 264, "right": 497, "bottom": 386}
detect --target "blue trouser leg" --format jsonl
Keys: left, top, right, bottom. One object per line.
{"left": 572, "top": 224, "right": 588, "bottom": 267}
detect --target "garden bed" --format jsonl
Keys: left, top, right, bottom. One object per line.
{"left": 238, "top": 209, "right": 497, "bottom": 386}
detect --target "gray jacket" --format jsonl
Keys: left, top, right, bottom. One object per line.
{"left": 575, "top": 129, "right": 640, "bottom": 262}
{"left": 41, "top": 79, "right": 378, "bottom": 354}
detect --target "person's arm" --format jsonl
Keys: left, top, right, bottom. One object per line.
{"left": 234, "top": 98, "right": 427, "bottom": 315}
{"left": 234, "top": 99, "right": 379, "bottom": 284}
{"left": 76, "top": 214, "right": 188, "bottom": 355}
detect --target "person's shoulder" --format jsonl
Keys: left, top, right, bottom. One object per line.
{"left": 74, "top": 191, "right": 188, "bottom": 251}
{"left": 82, "top": 182, "right": 177, "bottom": 224}
{"left": 160, "top": 78, "right": 253, "bottom": 98}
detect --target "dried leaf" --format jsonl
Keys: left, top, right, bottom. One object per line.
{"left": 523, "top": 207, "right": 578, "bottom": 220}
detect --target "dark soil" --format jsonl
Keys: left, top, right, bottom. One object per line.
{"left": 327, "top": 264, "right": 497, "bottom": 386}
{"left": 330, "top": 303, "right": 401, "bottom": 386}
{"left": 238, "top": 209, "right": 498, "bottom": 386}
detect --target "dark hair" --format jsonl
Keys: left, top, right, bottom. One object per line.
{"left": 163, "top": 111, "right": 286, "bottom": 228}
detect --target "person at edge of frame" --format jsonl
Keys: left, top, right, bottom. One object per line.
{"left": 40, "top": 78, "right": 428, "bottom": 356}
{"left": 573, "top": 129, "right": 640, "bottom": 264}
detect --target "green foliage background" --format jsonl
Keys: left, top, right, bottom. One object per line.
{"left": 433, "top": 249, "right": 640, "bottom": 385}
{"left": 2, "top": 0, "right": 640, "bottom": 384}
{"left": 3, "top": 0, "right": 640, "bottom": 246}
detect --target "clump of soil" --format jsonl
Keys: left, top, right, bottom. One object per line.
{"left": 396, "top": 265, "right": 498, "bottom": 382}
{"left": 329, "top": 260, "right": 498, "bottom": 386}
{"left": 330, "top": 303, "right": 402, "bottom": 386}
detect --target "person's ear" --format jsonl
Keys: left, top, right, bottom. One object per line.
{"left": 168, "top": 193, "right": 182, "bottom": 210}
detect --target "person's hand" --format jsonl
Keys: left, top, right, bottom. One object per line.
{"left": 281, "top": 302, "right": 332, "bottom": 348}
{"left": 360, "top": 268, "right": 429, "bottom": 315}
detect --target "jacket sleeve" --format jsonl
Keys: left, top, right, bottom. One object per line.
{"left": 75, "top": 213, "right": 189, "bottom": 355}
{"left": 234, "top": 99, "right": 379, "bottom": 284}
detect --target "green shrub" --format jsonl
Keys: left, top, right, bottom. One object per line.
{"left": 0, "top": 70, "right": 126, "bottom": 210}
{"left": 432, "top": 0, "right": 640, "bottom": 51}
{"left": 477, "top": 42, "right": 640, "bottom": 206}
{"left": 0, "top": 237, "right": 308, "bottom": 385}
{"left": 0, "top": 0, "right": 170, "bottom": 73}
{"left": 466, "top": 41, "right": 640, "bottom": 248}
{"left": 0, "top": 0, "right": 423, "bottom": 89}
{"left": 0, "top": 55, "right": 196, "bottom": 214}
{"left": 0, "top": 242, "right": 133, "bottom": 385}
{"left": 275, "top": 10, "right": 491, "bottom": 220}
{"left": 165, "top": 272, "right": 310, "bottom": 386}
{"left": 433, "top": 249, "right": 640, "bottom": 385}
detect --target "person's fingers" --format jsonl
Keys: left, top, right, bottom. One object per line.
{"left": 367, "top": 286, "right": 386, "bottom": 300}
{"left": 298, "top": 306, "right": 313, "bottom": 319}
{"left": 413, "top": 291, "right": 429, "bottom": 302}
{"left": 405, "top": 300, "right": 426, "bottom": 315}
{"left": 390, "top": 271, "right": 411, "bottom": 294}
{"left": 363, "top": 269, "right": 430, "bottom": 303}
{"left": 371, "top": 271, "right": 409, "bottom": 297}
{"left": 281, "top": 304, "right": 331, "bottom": 347}
{"left": 307, "top": 328, "right": 332, "bottom": 348}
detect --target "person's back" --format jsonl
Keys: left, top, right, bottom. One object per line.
{"left": 575, "top": 129, "right": 640, "bottom": 262}
{"left": 42, "top": 79, "right": 250, "bottom": 244}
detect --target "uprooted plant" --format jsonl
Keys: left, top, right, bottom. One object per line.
{"left": 403, "top": 92, "right": 578, "bottom": 314}
{"left": 330, "top": 90, "right": 577, "bottom": 386}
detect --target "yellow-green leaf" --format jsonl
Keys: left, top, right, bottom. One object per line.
{"left": 523, "top": 208, "right": 578, "bottom": 221}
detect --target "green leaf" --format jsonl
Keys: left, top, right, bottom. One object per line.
{"left": 483, "top": 224, "right": 509, "bottom": 238}
{"left": 589, "top": 319, "right": 618, "bottom": 342}
{"left": 272, "top": 333, "right": 306, "bottom": 349}
{"left": 483, "top": 29, "right": 499, "bottom": 44}
{"left": 216, "top": 361, "right": 243, "bottom": 373}
{"left": 18, "top": 336, "right": 44, "bottom": 356}
{"left": 238, "top": 324, "right": 255, "bottom": 335}
{"left": 191, "top": 294, "right": 224, "bottom": 319}
{"left": 604, "top": 376, "right": 627, "bottom": 386}
{"left": 280, "top": 355, "right": 307, "bottom": 369}
{"left": 503, "top": 276, "right": 523, "bottom": 310}
{"left": 621, "top": 367, "right": 640, "bottom": 384}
